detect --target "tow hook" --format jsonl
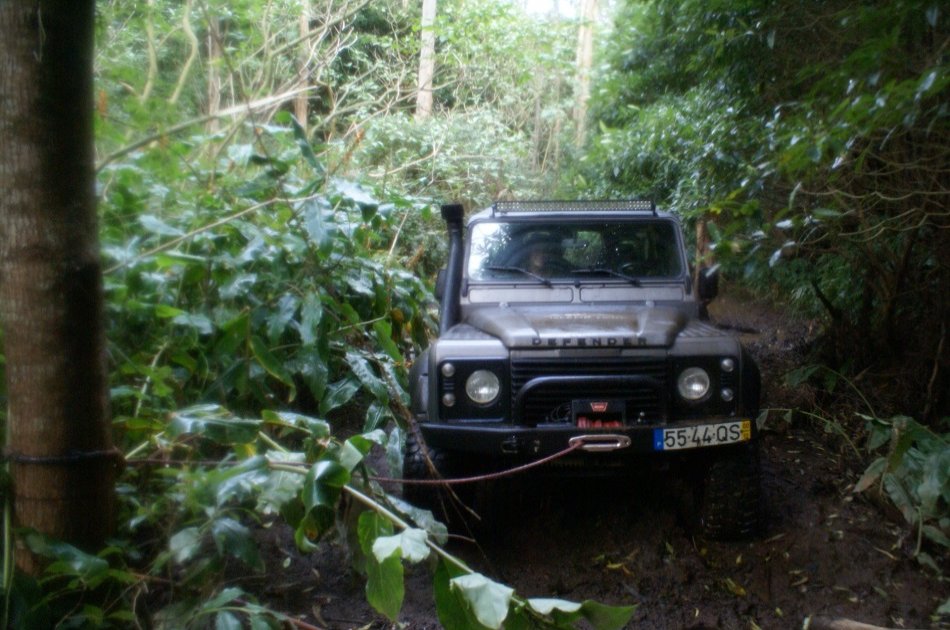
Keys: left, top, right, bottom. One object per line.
{"left": 501, "top": 436, "right": 540, "bottom": 454}
{"left": 568, "top": 434, "right": 632, "bottom": 453}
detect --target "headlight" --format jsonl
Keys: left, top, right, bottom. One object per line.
{"left": 677, "top": 367, "right": 710, "bottom": 401}
{"left": 465, "top": 370, "right": 500, "bottom": 405}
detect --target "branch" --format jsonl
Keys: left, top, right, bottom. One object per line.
{"left": 169, "top": 0, "right": 199, "bottom": 105}
{"left": 140, "top": 0, "right": 158, "bottom": 103}
{"left": 96, "top": 87, "right": 317, "bottom": 172}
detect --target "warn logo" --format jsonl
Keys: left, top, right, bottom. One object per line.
{"left": 590, "top": 402, "right": 609, "bottom": 413}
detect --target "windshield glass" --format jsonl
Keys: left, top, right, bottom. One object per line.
{"left": 467, "top": 220, "right": 684, "bottom": 282}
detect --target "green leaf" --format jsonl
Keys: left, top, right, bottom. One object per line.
{"left": 172, "top": 312, "right": 214, "bottom": 335}
{"left": 373, "top": 320, "right": 403, "bottom": 362}
{"left": 167, "top": 404, "right": 261, "bottom": 445}
{"left": 359, "top": 512, "right": 404, "bottom": 621}
{"left": 140, "top": 213, "right": 184, "bottom": 236}
{"left": 215, "top": 611, "right": 242, "bottom": 630}
{"left": 250, "top": 336, "right": 297, "bottom": 400}
{"left": 435, "top": 559, "right": 488, "bottom": 630}
{"left": 169, "top": 527, "right": 202, "bottom": 564}
{"left": 347, "top": 351, "right": 390, "bottom": 403}
{"left": 298, "top": 292, "right": 324, "bottom": 345}
{"left": 388, "top": 497, "right": 450, "bottom": 546}
{"left": 319, "top": 378, "right": 360, "bottom": 415}
{"left": 211, "top": 517, "right": 263, "bottom": 570}
{"left": 24, "top": 534, "right": 110, "bottom": 581}
{"left": 450, "top": 573, "right": 514, "bottom": 629}
{"left": 339, "top": 430, "right": 385, "bottom": 471}
{"left": 201, "top": 587, "right": 244, "bottom": 612}
{"left": 526, "top": 598, "right": 582, "bottom": 616}
{"left": 261, "top": 410, "right": 330, "bottom": 439}
{"left": 301, "top": 461, "right": 350, "bottom": 512}
{"left": 372, "top": 528, "right": 430, "bottom": 564}
{"left": 155, "top": 304, "right": 186, "bottom": 318}
{"left": 576, "top": 599, "right": 638, "bottom": 630}
{"left": 854, "top": 457, "right": 886, "bottom": 493}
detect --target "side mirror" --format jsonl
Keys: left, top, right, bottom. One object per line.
{"left": 698, "top": 265, "right": 719, "bottom": 301}
{"left": 435, "top": 267, "right": 446, "bottom": 300}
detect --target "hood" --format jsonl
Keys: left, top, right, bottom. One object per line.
{"left": 464, "top": 305, "right": 688, "bottom": 349}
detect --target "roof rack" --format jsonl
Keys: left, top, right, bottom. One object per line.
{"left": 491, "top": 199, "right": 657, "bottom": 216}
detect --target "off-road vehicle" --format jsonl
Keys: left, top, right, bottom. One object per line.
{"left": 405, "top": 201, "right": 762, "bottom": 539}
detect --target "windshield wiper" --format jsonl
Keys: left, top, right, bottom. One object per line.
{"left": 569, "top": 268, "right": 641, "bottom": 287}
{"left": 486, "top": 265, "right": 553, "bottom": 287}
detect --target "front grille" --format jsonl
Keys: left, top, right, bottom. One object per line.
{"left": 510, "top": 356, "right": 669, "bottom": 425}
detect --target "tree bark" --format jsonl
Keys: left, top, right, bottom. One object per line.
{"left": 573, "top": 0, "right": 597, "bottom": 147}
{"left": 415, "top": 0, "right": 437, "bottom": 120}
{"left": 0, "top": 0, "right": 116, "bottom": 573}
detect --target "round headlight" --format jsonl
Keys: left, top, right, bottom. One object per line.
{"left": 465, "top": 370, "right": 500, "bottom": 405}
{"left": 677, "top": 367, "right": 710, "bottom": 401}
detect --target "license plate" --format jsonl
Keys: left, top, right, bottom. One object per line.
{"left": 653, "top": 420, "right": 751, "bottom": 451}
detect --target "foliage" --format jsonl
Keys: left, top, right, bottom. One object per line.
{"left": 581, "top": 0, "right": 949, "bottom": 420}
{"left": 0, "top": 2, "right": 633, "bottom": 626}
{"left": 5, "top": 405, "right": 635, "bottom": 628}
{"left": 100, "top": 114, "right": 437, "bottom": 426}
{"left": 854, "top": 414, "right": 950, "bottom": 571}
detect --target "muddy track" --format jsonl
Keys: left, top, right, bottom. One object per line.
{"left": 261, "top": 290, "right": 948, "bottom": 629}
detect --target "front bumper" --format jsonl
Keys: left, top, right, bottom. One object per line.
{"left": 419, "top": 417, "right": 756, "bottom": 458}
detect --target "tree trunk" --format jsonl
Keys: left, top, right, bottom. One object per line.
{"left": 295, "top": 0, "right": 311, "bottom": 131}
{"left": 415, "top": 0, "right": 437, "bottom": 120}
{"left": 207, "top": 16, "right": 222, "bottom": 134}
{"left": 0, "top": 0, "right": 116, "bottom": 573}
{"left": 573, "top": 0, "right": 597, "bottom": 147}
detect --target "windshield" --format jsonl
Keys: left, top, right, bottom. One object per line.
{"left": 467, "top": 219, "right": 684, "bottom": 282}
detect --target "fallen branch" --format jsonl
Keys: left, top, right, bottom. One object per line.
{"left": 803, "top": 616, "right": 914, "bottom": 630}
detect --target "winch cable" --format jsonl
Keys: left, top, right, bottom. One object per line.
{"left": 370, "top": 440, "right": 583, "bottom": 487}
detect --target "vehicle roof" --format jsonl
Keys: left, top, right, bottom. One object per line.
{"left": 467, "top": 201, "right": 679, "bottom": 225}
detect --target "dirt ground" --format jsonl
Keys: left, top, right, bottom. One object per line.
{"left": 260, "top": 289, "right": 949, "bottom": 629}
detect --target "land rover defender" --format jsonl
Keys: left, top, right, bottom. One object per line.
{"left": 405, "top": 200, "right": 762, "bottom": 538}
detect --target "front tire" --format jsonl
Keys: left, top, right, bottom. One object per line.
{"left": 699, "top": 444, "right": 764, "bottom": 540}
{"left": 402, "top": 428, "right": 447, "bottom": 507}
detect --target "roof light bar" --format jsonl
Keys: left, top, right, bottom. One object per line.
{"left": 492, "top": 199, "right": 657, "bottom": 216}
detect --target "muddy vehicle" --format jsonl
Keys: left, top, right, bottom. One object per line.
{"left": 405, "top": 201, "right": 762, "bottom": 538}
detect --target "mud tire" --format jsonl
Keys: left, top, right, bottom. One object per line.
{"left": 699, "top": 444, "right": 764, "bottom": 540}
{"left": 402, "top": 429, "right": 448, "bottom": 508}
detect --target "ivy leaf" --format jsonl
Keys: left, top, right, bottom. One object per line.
{"left": 450, "top": 573, "right": 514, "bottom": 629}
